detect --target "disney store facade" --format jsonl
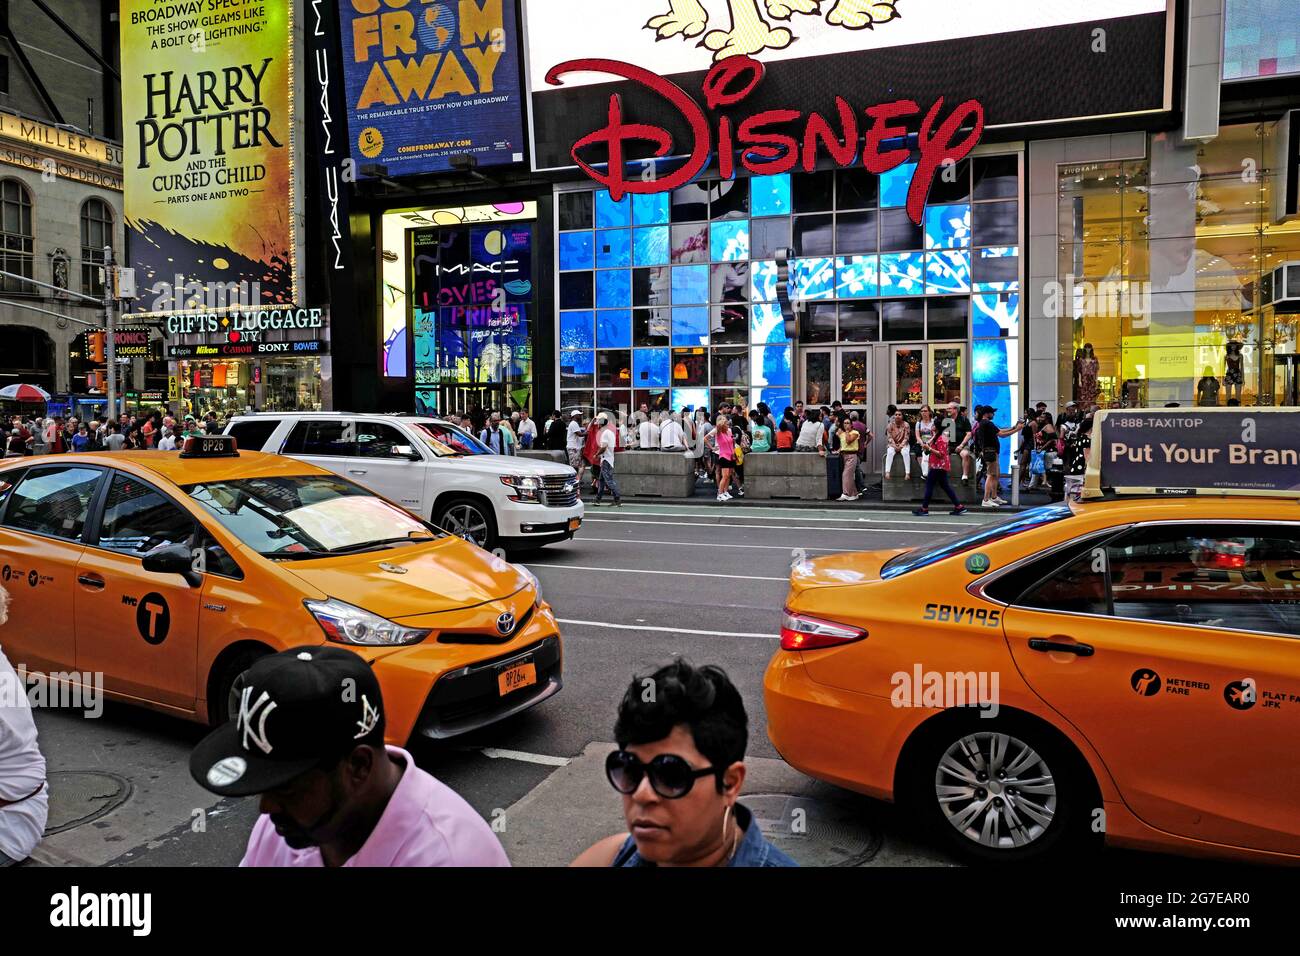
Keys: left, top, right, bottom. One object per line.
{"left": 522, "top": 0, "right": 1176, "bottom": 468}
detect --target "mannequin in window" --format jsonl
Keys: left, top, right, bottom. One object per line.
{"left": 1223, "top": 341, "right": 1244, "bottom": 403}
{"left": 1074, "top": 343, "right": 1100, "bottom": 408}
{"left": 1196, "top": 367, "right": 1221, "bottom": 407}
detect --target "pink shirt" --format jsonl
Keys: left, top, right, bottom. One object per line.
{"left": 239, "top": 747, "right": 510, "bottom": 867}
{"left": 716, "top": 429, "right": 735, "bottom": 460}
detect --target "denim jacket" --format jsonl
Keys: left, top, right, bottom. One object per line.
{"left": 611, "top": 802, "right": 798, "bottom": 867}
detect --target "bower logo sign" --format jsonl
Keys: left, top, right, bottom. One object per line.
{"left": 339, "top": 0, "right": 525, "bottom": 175}
{"left": 1085, "top": 408, "right": 1300, "bottom": 498}
{"left": 122, "top": 0, "right": 298, "bottom": 315}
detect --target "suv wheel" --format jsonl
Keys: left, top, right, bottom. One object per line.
{"left": 436, "top": 498, "right": 497, "bottom": 551}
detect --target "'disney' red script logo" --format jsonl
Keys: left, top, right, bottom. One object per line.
{"left": 546, "top": 56, "right": 984, "bottom": 226}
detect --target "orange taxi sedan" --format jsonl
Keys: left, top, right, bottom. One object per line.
{"left": 0, "top": 437, "right": 562, "bottom": 743}
{"left": 765, "top": 495, "right": 1300, "bottom": 864}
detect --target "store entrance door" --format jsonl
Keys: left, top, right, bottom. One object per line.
{"left": 1275, "top": 354, "right": 1300, "bottom": 407}
{"left": 800, "top": 346, "right": 871, "bottom": 410}
{"left": 437, "top": 384, "right": 506, "bottom": 418}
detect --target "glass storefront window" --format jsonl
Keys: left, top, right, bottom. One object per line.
{"left": 1057, "top": 123, "right": 1300, "bottom": 408}
{"left": 264, "top": 359, "right": 322, "bottom": 412}
{"left": 559, "top": 156, "right": 1021, "bottom": 418}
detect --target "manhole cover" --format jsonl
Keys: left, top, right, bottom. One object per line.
{"left": 43, "top": 771, "right": 132, "bottom": 835}
{"left": 746, "top": 793, "right": 882, "bottom": 867}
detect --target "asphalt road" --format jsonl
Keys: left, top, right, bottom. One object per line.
{"left": 26, "top": 503, "right": 1231, "bottom": 869}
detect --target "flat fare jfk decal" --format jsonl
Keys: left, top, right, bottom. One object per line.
{"left": 548, "top": 0, "right": 984, "bottom": 225}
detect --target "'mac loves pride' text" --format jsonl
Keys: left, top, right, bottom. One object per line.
{"left": 546, "top": 56, "right": 984, "bottom": 226}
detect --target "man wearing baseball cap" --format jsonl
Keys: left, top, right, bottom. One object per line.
{"left": 190, "top": 646, "right": 509, "bottom": 867}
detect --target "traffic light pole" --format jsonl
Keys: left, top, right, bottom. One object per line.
{"left": 103, "top": 244, "right": 118, "bottom": 421}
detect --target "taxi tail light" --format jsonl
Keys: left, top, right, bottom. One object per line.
{"left": 780, "top": 610, "right": 868, "bottom": 651}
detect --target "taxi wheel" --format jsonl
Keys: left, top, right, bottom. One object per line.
{"left": 208, "top": 647, "right": 271, "bottom": 726}
{"left": 906, "top": 716, "right": 1099, "bottom": 863}
{"left": 436, "top": 499, "right": 497, "bottom": 551}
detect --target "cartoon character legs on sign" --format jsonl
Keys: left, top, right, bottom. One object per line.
{"left": 827, "top": 0, "right": 900, "bottom": 29}
{"left": 645, "top": 0, "right": 709, "bottom": 39}
{"left": 703, "top": 0, "right": 794, "bottom": 61}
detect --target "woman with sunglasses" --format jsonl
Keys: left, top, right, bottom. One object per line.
{"left": 572, "top": 659, "right": 797, "bottom": 867}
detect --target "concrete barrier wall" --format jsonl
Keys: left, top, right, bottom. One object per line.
{"left": 519, "top": 450, "right": 567, "bottom": 465}
{"left": 742, "top": 452, "right": 826, "bottom": 500}
{"left": 611, "top": 450, "right": 696, "bottom": 497}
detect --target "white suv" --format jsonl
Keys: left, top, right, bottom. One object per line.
{"left": 225, "top": 413, "right": 582, "bottom": 552}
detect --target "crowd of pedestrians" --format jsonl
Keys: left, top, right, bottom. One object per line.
{"left": 2, "top": 407, "right": 222, "bottom": 457}
{"left": 534, "top": 397, "right": 1097, "bottom": 509}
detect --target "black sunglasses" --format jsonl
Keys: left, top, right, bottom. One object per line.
{"left": 606, "top": 750, "right": 721, "bottom": 799}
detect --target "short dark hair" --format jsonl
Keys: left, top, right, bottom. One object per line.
{"left": 615, "top": 660, "right": 748, "bottom": 785}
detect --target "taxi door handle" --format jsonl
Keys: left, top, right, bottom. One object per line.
{"left": 1028, "top": 638, "right": 1094, "bottom": 657}
{"left": 77, "top": 574, "right": 105, "bottom": 590}
{"left": 348, "top": 469, "right": 368, "bottom": 476}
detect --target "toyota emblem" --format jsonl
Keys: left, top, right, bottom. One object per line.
{"left": 495, "top": 612, "right": 516, "bottom": 636}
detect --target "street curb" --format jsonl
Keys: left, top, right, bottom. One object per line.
{"left": 582, "top": 495, "right": 1042, "bottom": 513}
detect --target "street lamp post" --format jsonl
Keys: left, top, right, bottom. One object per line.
{"left": 104, "top": 244, "right": 118, "bottom": 420}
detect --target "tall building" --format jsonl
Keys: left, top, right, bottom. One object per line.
{"left": 0, "top": 0, "right": 136, "bottom": 419}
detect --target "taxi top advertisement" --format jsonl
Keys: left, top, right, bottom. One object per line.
{"left": 1084, "top": 407, "right": 1300, "bottom": 499}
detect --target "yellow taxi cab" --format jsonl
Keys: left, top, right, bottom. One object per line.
{"left": 765, "top": 408, "right": 1300, "bottom": 863}
{"left": 0, "top": 435, "right": 562, "bottom": 743}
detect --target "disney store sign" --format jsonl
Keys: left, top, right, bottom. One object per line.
{"left": 546, "top": 55, "right": 984, "bottom": 225}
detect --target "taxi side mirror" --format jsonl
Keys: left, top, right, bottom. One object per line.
{"left": 142, "top": 543, "right": 202, "bottom": 588}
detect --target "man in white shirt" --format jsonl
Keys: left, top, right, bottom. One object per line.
{"left": 565, "top": 411, "right": 585, "bottom": 474}
{"left": 157, "top": 427, "right": 178, "bottom": 451}
{"left": 593, "top": 413, "right": 622, "bottom": 507}
{"left": 517, "top": 411, "right": 537, "bottom": 449}
{"left": 0, "top": 584, "right": 49, "bottom": 866}
{"left": 638, "top": 413, "right": 661, "bottom": 450}
{"left": 660, "top": 412, "right": 686, "bottom": 451}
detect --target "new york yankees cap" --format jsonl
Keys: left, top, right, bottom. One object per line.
{"left": 189, "top": 645, "right": 386, "bottom": 798}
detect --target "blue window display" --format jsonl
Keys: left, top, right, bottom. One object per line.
{"left": 750, "top": 302, "right": 787, "bottom": 344}
{"left": 470, "top": 225, "right": 533, "bottom": 302}
{"left": 560, "top": 349, "right": 595, "bottom": 378}
{"left": 972, "top": 339, "right": 1014, "bottom": 383}
{"left": 633, "top": 226, "right": 670, "bottom": 266}
{"left": 559, "top": 232, "right": 593, "bottom": 271}
{"left": 595, "top": 189, "right": 631, "bottom": 228}
{"left": 596, "top": 229, "right": 631, "bottom": 269}
{"left": 710, "top": 220, "right": 750, "bottom": 261}
{"left": 973, "top": 384, "right": 1019, "bottom": 470}
{"left": 835, "top": 255, "right": 879, "bottom": 298}
{"left": 924, "top": 204, "right": 971, "bottom": 249}
{"left": 972, "top": 293, "right": 1019, "bottom": 338}
{"left": 633, "top": 192, "right": 670, "bottom": 226}
{"left": 672, "top": 264, "right": 709, "bottom": 304}
{"left": 880, "top": 162, "right": 917, "bottom": 208}
{"left": 791, "top": 257, "right": 835, "bottom": 300}
{"left": 633, "top": 348, "right": 671, "bottom": 387}
{"left": 750, "top": 260, "right": 778, "bottom": 302}
{"left": 879, "top": 252, "right": 925, "bottom": 296}
{"left": 973, "top": 246, "right": 1020, "bottom": 292}
{"left": 926, "top": 250, "right": 971, "bottom": 294}
{"left": 560, "top": 310, "right": 595, "bottom": 350}
{"left": 596, "top": 269, "right": 632, "bottom": 308}
{"left": 596, "top": 309, "right": 633, "bottom": 348}
{"left": 750, "top": 344, "right": 792, "bottom": 387}
{"left": 671, "top": 387, "right": 710, "bottom": 412}
{"left": 751, "top": 173, "right": 791, "bottom": 217}
{"left": 751, "top": 387, "right": 792, "bottom": 414}
{"left": 671, "top": 306, "right": 710, "bottom": 346}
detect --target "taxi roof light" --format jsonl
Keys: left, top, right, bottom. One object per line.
{"left": 179, "top": 435, "right": 239, "bottom": 459}
{"left": 780, "top": 610, "right": 867, "bottom": 652}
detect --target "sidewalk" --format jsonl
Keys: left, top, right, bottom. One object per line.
{"left": 582, "top": 477, "right": 1054, "bottom": 512}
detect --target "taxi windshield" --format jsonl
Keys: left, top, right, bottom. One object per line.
{"left": 182, "top": 475, "right": 438, "bottom": 558}
{"left": 410, "top": 422, "right": 491, "bottom": 456}
{"left": 880, "top": 503, "right": 1074, "bottom": 579}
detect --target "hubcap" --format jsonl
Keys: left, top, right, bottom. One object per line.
{"left": 441, "top": 504, "right": 489, "bottom": 547}
{"left": 934, "top": 731, "right": 1057, "bottom": 850}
